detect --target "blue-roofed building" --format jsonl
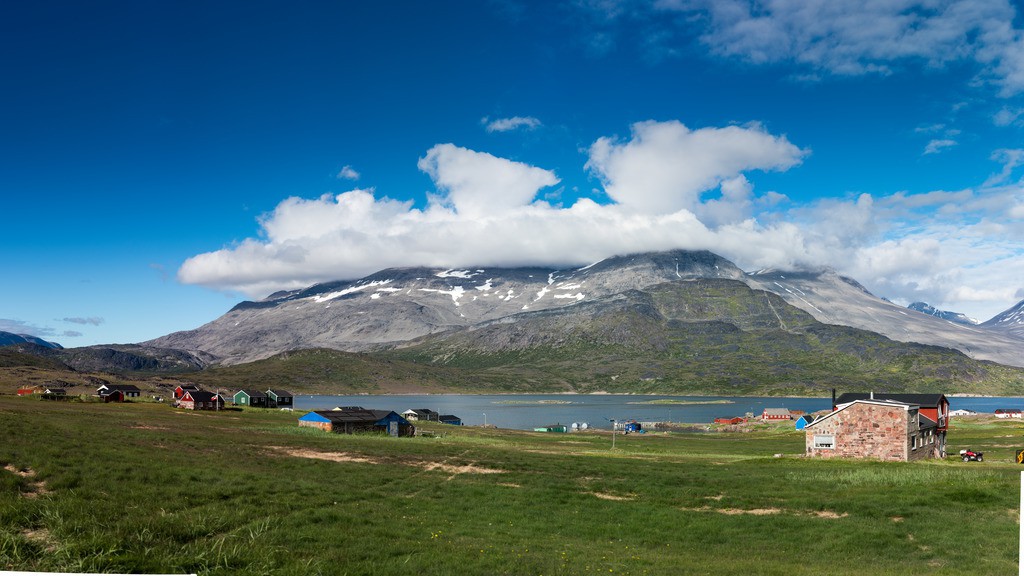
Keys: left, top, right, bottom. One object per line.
{"left": 794, "top": 414, "right": 815, "bottom": 430}
{"left": 298, "top": 408, "right": 415, "bottom": 437}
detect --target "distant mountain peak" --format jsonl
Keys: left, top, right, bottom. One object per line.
{"left": 907, "top": 302, "right": 979, "bottom": 326}
{"left": 0, "top": 331, "right": 62, "bottom": 349}
{"left": 982, "top": 299, "right": 1024, "bottom": 335}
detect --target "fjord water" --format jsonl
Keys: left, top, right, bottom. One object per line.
{"left": 295, "top": 394, "right": 1023, "bottom": 430}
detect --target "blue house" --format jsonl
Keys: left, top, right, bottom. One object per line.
{"left": 439, "top": 414, "right": 462, "bottom": 425}
{"left": 794, "top": 414, "right": 816, "bottom": 430}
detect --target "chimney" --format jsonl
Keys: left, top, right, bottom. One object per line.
{"left": 831, "top": 388, "right": 836, "bottom": 407}
{"left": 870, "top": 391, "right": 874, "bottom": 400}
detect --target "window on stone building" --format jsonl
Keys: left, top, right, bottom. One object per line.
{"left": 813, "top": 434, "right": 834, "bottom": 449}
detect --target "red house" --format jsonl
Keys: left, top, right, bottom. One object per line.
{"left": 179, "top": 390, "right": 224, "bottom": 411}
{"left": 103, "top": 390, "right": 124, "bottom": 403}
{"left": 834, "top": 393, "right": 949, "bottom": 457}
{"left": 762, "top": 408, "right": 792, "bottom": 420}
{"left": 714, "top": 417, "right": 745, "bottom": 425}
{"left": 174, "top": 384, "right": 201, "bottom": 400}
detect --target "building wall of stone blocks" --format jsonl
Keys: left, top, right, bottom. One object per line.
{"left": 806, "top": 403, "right": 926, "bottom": 461}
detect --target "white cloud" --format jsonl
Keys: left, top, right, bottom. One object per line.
{"left": 0, "top": 318, "right": 52, "bottom": 337}
{"left": 924, "top": 139, "right": 957, "bottom": 155}
{"left": 337, "top": 165, "right": 360, "bottom": 180}
{"left": 62, "top": 317, "right": 104, "bottom": 326}
{"left": 585, "top": 120, "right": 807, "bottom": 214}
{"left": 994, "top": 106, "right": 1024, "bottom": 127}
{"left": 417, "top": 143, "right": 559, "bottom": 218}
{"left": 982, "top": 148, "right": 1024, "bottom": 186}
{"left": 482, "top": 116, "right": 543, "bottom": 132}
{"left": 645, "top": 0, "right": 1024, "bottom": 95}
{"left": 179, "top": 120, "right": 1024, "bottom": 322}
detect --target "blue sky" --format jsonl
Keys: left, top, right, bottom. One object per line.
{"left": 3, "top": 0, "right": 1024, "bottom": 346}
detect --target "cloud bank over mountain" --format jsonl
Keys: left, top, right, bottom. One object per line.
{"left": 178, "top": 119, "right": 1024, "bottom": 322}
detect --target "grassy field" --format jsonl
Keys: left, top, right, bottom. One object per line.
{"left": 1, "top": 395, "right": 1022, "bottom": 575}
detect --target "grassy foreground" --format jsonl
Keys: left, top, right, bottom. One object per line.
{"left": 1, "top": 395, "right": 1022, "bottom": 575}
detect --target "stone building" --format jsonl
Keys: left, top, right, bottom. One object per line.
{"left": 804, "top": 398, "right": 939, "bottom": 461}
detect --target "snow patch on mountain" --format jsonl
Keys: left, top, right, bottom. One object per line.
{"left": 418, "top": 286, "right": 466, "bottom": 306}
{"left": 437, "top": 269, "right": 482, "bottom": 279}
{"left": 554, "top": 293, "right": 585, "bottom": 301}
{"left": 313, "top": 279, "right": 394, "bottom": 303}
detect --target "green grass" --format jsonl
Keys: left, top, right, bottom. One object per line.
{"left": 0, "top": 397, "right": 1021, "bottom": 574}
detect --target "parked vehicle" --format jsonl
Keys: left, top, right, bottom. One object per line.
{"left": 960, "top": 449, "right": 984, "bottom": 462}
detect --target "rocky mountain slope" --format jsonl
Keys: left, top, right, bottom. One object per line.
{"left": 982, "top": 300, "right": 1024, "bottom": 340}
{"left": 383, "top": 279, "right": 1019, "bottom": 394}
{"left": 147, "top": 250, "right": 746, "bottom": 364}
{"left": 4, "top": 343, "right": 212, "bottom": 374}
{"left": 743, "top": 270, "right": 1024, "bottom": 368}
{"left": 147, "top": 249, "right": 1024, "bottom": 370}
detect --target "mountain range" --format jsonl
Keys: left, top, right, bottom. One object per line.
{"left": 5, "top": 249, "right": 1024, "bottom": 395}
{"left": 147, "top": 249, "right": 1024, "bottom": 369}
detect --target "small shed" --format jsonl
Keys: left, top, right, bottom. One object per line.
{"left": 233, "top": 389, "right": 269, "bottom": 407}
{"left": 102, "top": 390, "right": 125, "bottom": 403}
{"left": 266, "top": 389, "right": 294, "bottom": 408}
{"left": 534, "top": 423, "right": 568, "bottom": 433}
{"left": 402, "top": 408, "right": 440, "bottom": 422}
{"left": 714, "top": 417, "right": 744, "bottom": 425}
{"left": 439, "top": 414, "right": 462, "bottom": 425}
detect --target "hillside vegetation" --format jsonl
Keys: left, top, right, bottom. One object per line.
{"left": 385, "top": 280, "right": 1024, "bottom": 395}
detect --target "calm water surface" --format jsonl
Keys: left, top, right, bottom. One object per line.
{"left": 294, "top": 394, "right": 1024, "bottom": 430}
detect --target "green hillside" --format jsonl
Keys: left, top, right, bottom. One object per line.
{"left": 384, "top": 280, "right": 1024, "bottom": 395}
{"left": 5, "top": 279, "right": 1024, "bottom": 397}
